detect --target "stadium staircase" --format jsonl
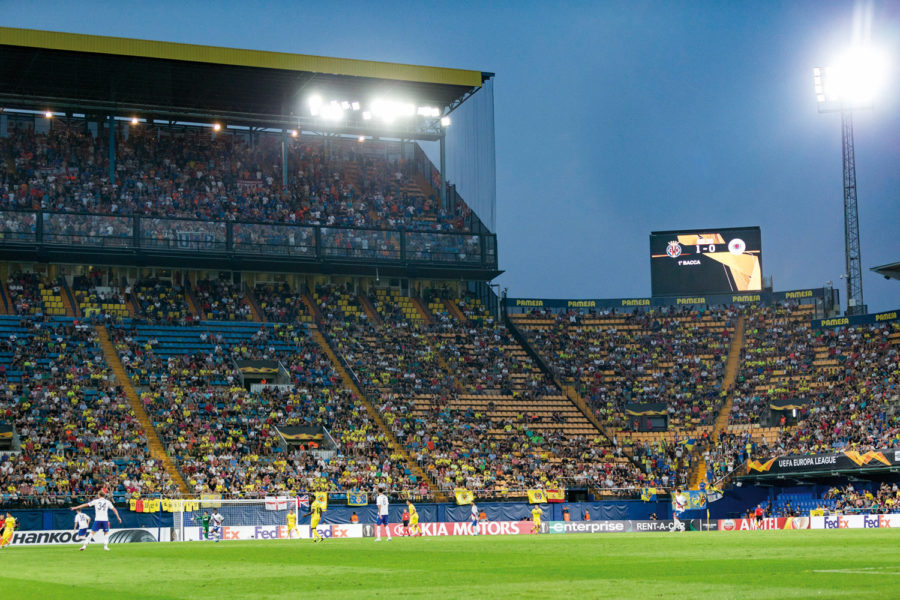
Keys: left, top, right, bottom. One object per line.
{"left": 243, "top": 285, "right": 266, "bottom": 322}
{"left": 688, "top": 315, "right": 746, "bottom": 490}
{"left": 0, "top": 284, "right": 9, "bottom": 314}
{"left": 503, "top": 312, "right": 633, "bottom": 463}
{"left": 58, "top": 277, "right": 78, "bottom": 317}
{"left": 358, "top": 295, "right": 382, "bottom": 325}
{"left": 411, "top": 297, "right": 434, "bottom": 324}
{"left": 308, "top": 327, "right": 446, "bottom": 501}
{"left": 301, "top": 293, "right": 324, "bottom": 322}
{"left": 442, "top": 299, "right": 466, "bottom": 321}
{"left": 184, "top": 284, "right": 202, "bottom": 319}
{"left": 95, "top": 324, "right": 189, "bottom": 494}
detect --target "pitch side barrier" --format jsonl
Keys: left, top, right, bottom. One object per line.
{"left": 1, "top": 500, "right": 672, "bottom": 532}
{"left": 506, "top": 288, "right": 825, "bottom": 312}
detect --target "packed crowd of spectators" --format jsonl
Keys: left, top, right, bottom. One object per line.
{"left": 732, "top": 304, "right": 899, "bottom": 456}
{"left": 0, "top": 120, "right": 474, "bottom": 233}
{"left": 516, "top": 307, "right": 734, "bottom": 431}
{"left": 110, "top": 318, "right": 419, "bottom": 496}
{"left": 824, "top": 483, "right": 900, "bottom": 514}
{"left": 0, "top": 316, "right": 178, "bottom": 504}
{"left": 192, "top": 277, "right": 253, "bottom": 321}
{"left": 252, "top": 282, "right": 309, "bottom": 323}
{"left": 318, "top": 284, "right": 645, "bottom": 494}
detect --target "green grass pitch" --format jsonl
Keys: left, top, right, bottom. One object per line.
{"left": 1, "top": 530, "right": 898, "bottom": 599}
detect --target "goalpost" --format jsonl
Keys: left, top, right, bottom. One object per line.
{"left": 172, "top": 498, "right": 301, "bottom": 542}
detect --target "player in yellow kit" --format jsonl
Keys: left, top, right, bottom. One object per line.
{"left": 286, "top": 510, "right": 300, "bottom": 539}
{"left": 0, "top": 513, "right": 16, "bottom": 548}
{"left": 304, "top": 498, "right": 325, "bottom": 543}
{"left": 406, "top": 500, "right": 422, "bottom": 537}
{"left": 530, "top": 506, "right": 543, "bottom": 534}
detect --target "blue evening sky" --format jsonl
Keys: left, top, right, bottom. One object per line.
{"left": 5, "top": 0, "right": 899, "bottom": 311}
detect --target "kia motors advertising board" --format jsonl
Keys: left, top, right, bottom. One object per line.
{"left": 363, "top": 521, "right": 537, "bottom": 538}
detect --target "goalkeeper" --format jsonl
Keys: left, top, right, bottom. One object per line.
{"left": 193, "top": 511, "right": 211, "bottom": 541}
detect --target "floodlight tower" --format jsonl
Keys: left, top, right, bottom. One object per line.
{"left": 813, "top": 47, "right": 887, "bottom": 316}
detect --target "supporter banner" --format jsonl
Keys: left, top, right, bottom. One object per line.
{"left": 546, "top": 520, "right": 708, "bottom": 534}
{"left": 363, "top": 521, "right": 536, "bottom": 538}
{"left": 811, "top": 514, "right": 900, "bottom": 529}
{"left": 9, "top": 527, "right": 171, "bottom": 547}
{"left": 347, "top": 492, "right": 368, "bottom": 506}
{"left": 455, "top": 489, "right": 474, "bottom": 505}
{"left": 747, "top": 449, "right": 900, "bottom": 476}
{"left": 527, "top": 490, "right": 547, "bottom": 504}
{"left": 506, "top": 288, "right": 824, "bottom": 310}
{"left": 671, "top": 491, "right": 707, "bottom": 510}
{"left": 717, "top": 517, "right": 810, "bottom": 531}
{"left": 812, "top": 309, "right": 899, "bottom": 329}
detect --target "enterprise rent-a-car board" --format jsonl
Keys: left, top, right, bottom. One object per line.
{"left": 650, "top": 226, "right": 762, "bottom": 296}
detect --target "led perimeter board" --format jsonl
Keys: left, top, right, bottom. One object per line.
{"left": 650, "top": 227, "right": 762, "bottom": 296}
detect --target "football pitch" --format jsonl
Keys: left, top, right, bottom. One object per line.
{"left": 1, "top": 530, "right": 898, "bottom": 599}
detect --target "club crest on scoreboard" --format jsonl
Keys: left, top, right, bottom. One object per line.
{"left": 666, "top": 241, "right": 682, "bottom": 258}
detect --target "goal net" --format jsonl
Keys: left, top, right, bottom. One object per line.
{"left": 172, "top": 497, "right": 300, "bottom": 542}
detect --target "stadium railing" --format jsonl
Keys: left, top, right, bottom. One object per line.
{"left": 0, "top": 210, "right": 499, "bottom": 269}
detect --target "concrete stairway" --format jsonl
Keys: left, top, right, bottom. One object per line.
{"left": 308, "top": 327, "right": 446, "bottom": 501}
{"left": 442, "top": 299, "right": 466, "bottom": 321}
{"left": 58, "top": 278, "right": 78, "bottom": 317}
{"left": 358, "top": 294, "right": 382, "bottom": 325}
{"left": 412, "top": 297, "right": 433, "bottom": 324}
{"left": 687, "top": 315, "right": 746, "bottom": 490}
{"left": 184, "top": 285, "right": 202, "bottom": 319}
{"left": 243, "top": 285, "right": 266, "bottom": 322}
{"left": 95, "top": 325, "right": 189, "bottom": 494}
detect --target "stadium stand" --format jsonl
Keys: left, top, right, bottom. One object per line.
{"left": 317, "top": 284, "right": 644, "bottom": 495}
{"left": 0, "top": 121, "right": 473, "bottom": 233}
{"left": 509, "top": 306, "right": 737, "bottom": 487}
{"left": 0, "top": 315, "right": 178, "bottom": 504}
{"left": 729, "top": 304, "right": 899, "bottom": 455}
{"left": 108, "top": 316, "right": 421, "bottom": 497}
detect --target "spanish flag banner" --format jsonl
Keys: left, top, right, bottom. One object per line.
{"left": 347, "top": 491, "right": 368, "bottom": 506}
{"left": 455, "top": 489, "right": 474, "bottom": 505}
{"left": 527, "top": 489, "right": 547, "bottom": 504}
{"left": 314, "top": 491, "right": 328, "bottom": 510}
{"left": 546, "top": 489, "right": 565, "bottom": 503}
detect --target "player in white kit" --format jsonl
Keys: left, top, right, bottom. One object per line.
{"left": 375, "top": 487, "right": 391, "bottom": 541}
{"left": 73, "top": 509, "right": 91, "bottom": 543}
{"left": 470, "top": 503, "right": 480, "bottom": 536}
{"left": 71, "top": 491, "right": 122, "bottom": 551}
{"left": 210, "top": 509, "right": 225, "bottom": 542}
{"left": 672, "top": 490, "right": 687, "bottom": 532}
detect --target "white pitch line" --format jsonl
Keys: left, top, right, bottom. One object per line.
{"left": 813, "top": 568, "right": 900, "bottom": 576}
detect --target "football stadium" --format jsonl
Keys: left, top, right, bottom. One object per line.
{"left": 0, "top": 11, "right": 898, "bottom": 600}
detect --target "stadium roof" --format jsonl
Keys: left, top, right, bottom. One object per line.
{"left": 0, "top": 27, "right": 491, "bottom": 129}
{"left": 871, "top": 262, "right": 900, "bottom": 281}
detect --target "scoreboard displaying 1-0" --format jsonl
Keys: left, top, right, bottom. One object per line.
{"left": 650, "top": 227, "right": 762, "bottom": 296}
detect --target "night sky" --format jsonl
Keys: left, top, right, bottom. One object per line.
{"left": 6, "top": 0, "right": 899, "bottom": 311}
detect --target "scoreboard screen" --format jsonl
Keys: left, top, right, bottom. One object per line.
{"left": 650, "top": 227, "right": 762, "bottom": 296}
